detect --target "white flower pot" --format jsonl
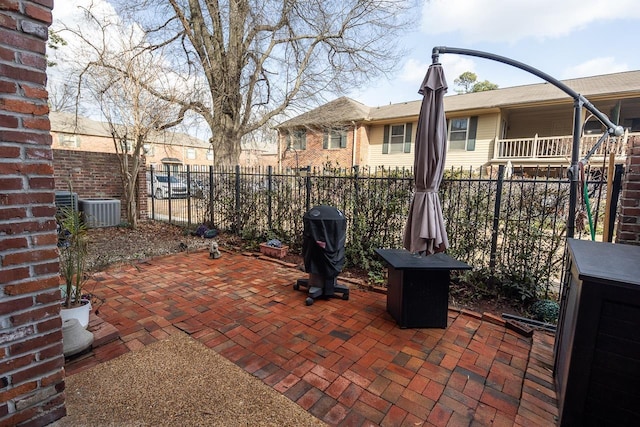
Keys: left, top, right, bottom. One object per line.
{"left": 60, "top": 299, "right": 92, "bottom": 329}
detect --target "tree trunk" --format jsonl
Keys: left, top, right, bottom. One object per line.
{"left": 209, "top": 113, "right": 242, "bottom": 165}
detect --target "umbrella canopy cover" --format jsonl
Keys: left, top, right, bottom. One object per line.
{"left": 403, "top": 63, "right": 450, "bottom": 254}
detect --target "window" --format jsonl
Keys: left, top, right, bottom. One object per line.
{"left": 206, "top": 149, "right": 214, "bottom": 161}
{"left": 382, "top": 123, "right": 412, "bottom": 154}
{"left": 118, "top": 139, "right": 134, "bottom": 153}
{"left": 58, "top": 134, "right": 80, "bottom": 148}
{"left": 323, "top": 129, "right": 347, "bottom": 149}
{"left": 447, "top": 116, "right": 478, "bottom": 151}
{"left": 448, "top": 118, "right": 468, "bottom": 150}
{"left": 186, "top": 148, "right": 196, "bottom": 160}
{"left": 288, "top": 129, "right": 306, "bottom": 150}
{"left": 143, "top": 144, "right": 154, "bottom": 156}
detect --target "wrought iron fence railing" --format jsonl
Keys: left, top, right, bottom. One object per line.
{"left": 147, "top": 163, "right": 624, "bottom": 298}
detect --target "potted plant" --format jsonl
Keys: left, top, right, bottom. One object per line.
{"left": 58, "top": 204, "right": 92, "bottom": 329}
{"left": 259, "top": 238, "right": 289, "bottom": 259}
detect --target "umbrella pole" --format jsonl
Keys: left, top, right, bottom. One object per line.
{"left": 567, "top": 99, "right": 583, "bottom": 239}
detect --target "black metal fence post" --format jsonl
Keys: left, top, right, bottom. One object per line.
{"left": 149, "top": 165, "right": 155, "bottom": 220}
{"left": 186, "top": 165, "right": 192, "bottom": 228}
{"left": 489, "top": 165, "right": 505, "bottom": 270}
{"left": 267, "top": 165, "right": 273, "bottom": 230}
{"left": 305, "top": 165, "right": 311, "bottom": 212}
{"left": 167, "top": 167, "right": 172, "bottom": 224}
{"left": 209, "top": 165, "right": 214, "bottom": 225}
{"left": 353, "top": 165, "right": 360, "bottom": 220}
{"left": 235, "top": 165, "right": 241, "bottom": 233}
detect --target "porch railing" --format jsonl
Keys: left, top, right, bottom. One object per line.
{"left": 493, "top": 131, "right": 633, "bottom": 162}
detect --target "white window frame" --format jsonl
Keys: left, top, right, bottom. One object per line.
{"left": 389, "top": 124, "right": 406, "bottom": 154}
{"left": 382, "top": 122, "right": 412, "bottom": 154}
{"left": 327, "top": 130, "right": 342, "bottom": 149}
{"left": 58, "top": 134, "right": 80, "bottom": 148}
{"left": 289, "top": 129, "right": 306, "bottom": 150}
{"left": 206, "top": 149, "right": 214, "bottom": 161}
{"left": 325, "top": 129, "right": 347, "bottom": 149}
{"left": 186, "top": 148, "right": 196, "bottom": 160}
{"left": 448, "top": 117, "right": 469, "bottom": 151}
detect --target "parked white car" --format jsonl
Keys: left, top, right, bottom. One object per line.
{"left": 147, "top": 173, "right": 188, "bottom": 199}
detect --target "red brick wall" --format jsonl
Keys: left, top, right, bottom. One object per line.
{"left": 280, "top": 126, "right": 358, "bottom": 170}
{"left": 52, "top": 149, "right": 148, "bottom": 222}
{"left": 0, "top": 1, "right": 67, "bottom": 426}
{"left": 617, "top": 134, "right": 640, "bottom": 244}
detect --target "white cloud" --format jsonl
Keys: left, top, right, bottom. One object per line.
{"left": 399, "top": 55, "right": 475, "bottom": 85}
{"left": 562, "top": 57, "right": 629, "bottom": 79}
{"left": 52, "top": 0, "right": 117, "bottom": 26}
{"left": 421, "top": 0, "right": 638, "bottom": 43}
{"left": 399, "top": 58, "right": 431, "bottom": 82}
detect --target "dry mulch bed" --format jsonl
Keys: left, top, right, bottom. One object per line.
{"left": 85, "top": 221, "right": 213, "bottom": 272}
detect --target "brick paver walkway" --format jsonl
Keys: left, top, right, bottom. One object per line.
{"left": 66, "top": 250, "right": 558, "bottom": 426}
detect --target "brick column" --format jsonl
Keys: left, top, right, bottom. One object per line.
{"left": 1, "top": 1, "right": 67, "bottom": 426}
{"left": 617, "top": 134, "right": 640, "bottom": 245}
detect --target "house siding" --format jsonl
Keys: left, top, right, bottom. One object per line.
{"left": 445, "top": 114, "right": 497, "bottom": 169}
{"left": 366, "top": 122, "right": 416, "bottom": 169}
{"left": 366, "top": 115, "right": 497, "bottom": 170}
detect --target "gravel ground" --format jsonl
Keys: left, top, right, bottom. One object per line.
{"left": 54, "top": 333, "right": 326, "bottom": 426}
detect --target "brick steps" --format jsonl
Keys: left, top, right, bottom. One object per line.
{"left": 88, "top": 312, "right": 120, "bottom": 347}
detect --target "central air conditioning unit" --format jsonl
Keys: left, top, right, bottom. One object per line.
{"left": 55, "top": 191, "right": 78, "bottom": 214}
{"left": 78, "top": 199, "right": 121, "bottom": 228}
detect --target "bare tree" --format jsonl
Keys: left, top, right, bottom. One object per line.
{"left": 57, "top": 4, "right": 182, "bottom": 228}
{"left": 112, "top": 0, "right": 412, "bottom": 165}
{"left": 47, "top": 76, "right": 80, "bottom": 113}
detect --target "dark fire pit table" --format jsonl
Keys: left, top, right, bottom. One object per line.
{"left": 375, "top": 249, "right": 471, "bottom": 328}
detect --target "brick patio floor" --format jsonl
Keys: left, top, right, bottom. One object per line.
{"left": 66, "top": 250, "right": 559, "bottom": 426}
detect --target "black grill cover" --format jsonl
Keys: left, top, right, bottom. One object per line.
{"left": 302, "top": 206, "right": 346, "bottom": 279}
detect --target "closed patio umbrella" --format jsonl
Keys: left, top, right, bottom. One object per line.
{"left": 403, "top": 62, "right": 449, "bottom": 255}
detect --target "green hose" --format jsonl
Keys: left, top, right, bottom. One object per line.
{"left": 583, "top": 181, "right": 595, "bottom": 241}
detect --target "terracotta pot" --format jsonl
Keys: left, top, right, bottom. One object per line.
{"left": 60, "top": 299, "right": 92, "bottom": 329}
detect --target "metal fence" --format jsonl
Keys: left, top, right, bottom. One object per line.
{"left": 147, "top": 163, "right": 624, "bottom": 297}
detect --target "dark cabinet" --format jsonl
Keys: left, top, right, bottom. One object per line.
{"left": 554, "top": 239, "right": 640, "bottom": 426}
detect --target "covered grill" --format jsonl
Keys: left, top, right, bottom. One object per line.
{"left": 294, "top": 205, "right": 350, "bottom": 305}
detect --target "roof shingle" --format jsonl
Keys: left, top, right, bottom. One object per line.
{"left": 277, "top": 70, "right": 640, "bottom": 127}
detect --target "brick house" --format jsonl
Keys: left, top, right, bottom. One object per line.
{"left": 275, "top": 70, "right": 640, "bottom": 173}
{"left": 50, "top": 111, "right": 213, "bottom": 172}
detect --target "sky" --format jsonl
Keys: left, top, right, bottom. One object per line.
{"left": 52, "top": 0, "right": 640, "bottom": 111}
{"left": 348, "top": 0, "right": 640, "bottom": 106}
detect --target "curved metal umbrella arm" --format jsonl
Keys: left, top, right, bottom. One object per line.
{"left": 431, "top": 46, "right": 624, "bottom": 137}
{"left": 431, "top": 46, "right": 623, "bottom": 239}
